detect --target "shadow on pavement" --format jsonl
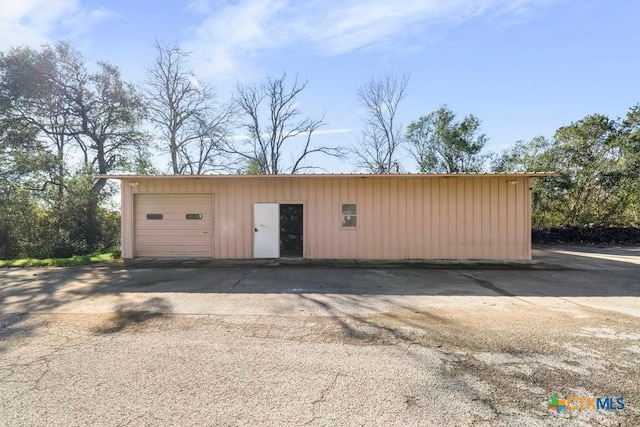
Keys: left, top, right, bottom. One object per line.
{"left": 0, "top": 245, "right": 638, "bottom": 344}
{"left": 109, "top": 248, "right": 640, "bottom": 297}
{"left": 0, "top": 266, "right": 173, "bottom": 344}
{"left": 91, "top": 297, "right": 171, "bottom": 334}
{"left": 0, "top": 246, "right": 638, "bottom": 300}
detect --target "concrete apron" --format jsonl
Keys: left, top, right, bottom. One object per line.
{"left": 1, "top": 245, "right": 638, "bottom": 319}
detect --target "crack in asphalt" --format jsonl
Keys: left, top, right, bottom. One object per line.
{"left": 470, "top": 396, "right": 500, "bottom": 425}
{"left": 455, "top": 271, "right": 536, "bottom": 305}
{"left": 404, "top": 395, "right": 422, "bottom": 409}
{"left": 230, "top": 267, "right": 255, "bottom": 291}
{"left": 115, "top": 412, "right": 146, "bottom": 427}
{"left": 305, "top": 373, "right": 345, "bottom": 425}
{"left": 455, "top": 271, "right": 516, "bottom": 297}
{"left": 1, "top": 316, "right": 100, "bottom": 398}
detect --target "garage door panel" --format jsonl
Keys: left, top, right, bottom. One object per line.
{"left": 136, "top": 203, "right": 211, "bottom": 217}
{"left": 136, "top": 235, "right": 211, "bottom": 246}
{"left": 135, "top": 220, "right": 212, "bottom": 231}
{"left": 135, "top": 213, "right": 212, "bottom": 220}
{"left": 136, "top": 198, "right": 211, "bottom": 204}
{"left": 136, "top": 193, "right": 211, "bottom": 204}
{"left": 135, "top": 229, "right": 212, "bottom": 237}
{"left": 134, "top": 193, "right": 213, "bottom": 257}
{"left": 135, "top": 246, "right": 212, "bottom": 257}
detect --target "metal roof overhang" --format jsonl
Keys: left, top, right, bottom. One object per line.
{"left": 97, "top": 172, "right": 558, "bottom": 180}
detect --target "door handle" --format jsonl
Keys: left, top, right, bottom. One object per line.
{"left": 254, "top": 227, "right": 259, "bottom": 232}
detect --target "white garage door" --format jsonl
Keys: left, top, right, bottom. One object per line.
{"left": 134, "top": 193, "right": 213, "bottom": 257}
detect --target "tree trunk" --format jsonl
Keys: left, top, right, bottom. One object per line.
{"left": 171, "top": 142, "right": 179, "bottom": 174}
{"left": 86, "top": 177, "right": 107, "bottom": 250}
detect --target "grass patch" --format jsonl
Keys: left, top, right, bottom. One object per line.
{"left": 0, "top": 247, "right": 121, "bottom": 268}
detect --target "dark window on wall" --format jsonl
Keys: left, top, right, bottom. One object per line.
{"left": 146, "top": 214, "right": 163, "bottom": 220}
{"left": 341, "top": 204, "right": 357, "bottom": 228}
{"left": 186, "top": 214, "right": 203, "bottom": 220}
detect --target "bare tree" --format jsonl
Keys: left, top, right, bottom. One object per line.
{"left": 231, "top": 73, "right": 345, "bottom": 174}
{"left": 354, "top": 73, "right": 409, "bottom": 173}
{"left": 179, "top": 112, "right": 237, "bottom": 174}
{"left": 144, "top": 40, "right": 234, "bottom": 174}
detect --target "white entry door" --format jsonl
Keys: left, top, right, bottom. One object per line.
{"left": 253, "top": 203, "right": 279, "bottom": 258}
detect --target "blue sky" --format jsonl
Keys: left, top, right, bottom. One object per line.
{"left": 2, "top": 0, "right": 639, "bottom": 172}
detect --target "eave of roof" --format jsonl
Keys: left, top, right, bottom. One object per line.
{"left": 97, "top": 172, "right": 557, "bottom": 180}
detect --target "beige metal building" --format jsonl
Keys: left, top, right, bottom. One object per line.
{"left": 104, "top": 173, "right": 552, "bottom": 260}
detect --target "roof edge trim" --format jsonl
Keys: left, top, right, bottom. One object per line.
{"left": 97, "top": 172, "right": 558, "bottom": 180}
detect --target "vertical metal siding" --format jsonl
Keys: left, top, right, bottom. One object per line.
{"left": 120, "top": 180, "right": 133, "bottom": 258}
{"left": 121, "top": 176, "right": 532, "bottom": 260}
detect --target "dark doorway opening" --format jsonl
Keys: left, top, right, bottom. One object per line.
{"left": 280, "top": 204, "right": 303, "bottom": 257}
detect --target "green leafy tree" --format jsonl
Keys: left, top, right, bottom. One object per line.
{"left": 553, "top": 114, "right": 622, "bottom": 225}
{"left": 0, "top": 43, "right": 80, "bottom": 208}
{"left": 406, "top": 106, "right": 490, "bottom": 173}
{"left": 0, "top": 42, "right": 148, "bottom": 257}
{"left": 494, "top": 106, "right": 640, "bottom": 227}
{"left": 619, "top": 105, "right": 640, "bottom": 224}
{"left": 242, "top": 159, "right": 262, "bottom": 175}
{"left": 493, "top": 136, "right": 569, "bottom": 227}
{"left": 73, "top": 61, "right": 148, "bottom": 246}
{"left": 0, "top": 62, "right": 56, "bottom": 258}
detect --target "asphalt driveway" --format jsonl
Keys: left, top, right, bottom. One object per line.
{"left": 1, "top": 246, "right": 639, "bottom": 426}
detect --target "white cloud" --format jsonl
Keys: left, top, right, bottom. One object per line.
{"left": 0, "top": 0, "right": 73, "bottom": 49}
{"left": 186, "top": 0, "right": 289, "bottom": 82}
{"left": 0, "top": 0, "right": 117, "bottom": 51}
{"left": 186, "top": 0, "right": 560, "bottom": 80}
{"left": 185, "top": 0, "right": 213, "bottom": 15}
